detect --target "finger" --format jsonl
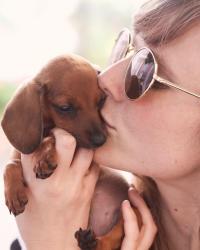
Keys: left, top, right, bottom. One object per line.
{"left": 121, "top": 200, "right": 140, "bottom": 250}
{"left": 83, "top": 163, "right": 100, "bottom": 197}
{"left": 21, "top": 153, "right": 37, "bottom": 184}
{"left": 128, "top": 188, "right": 157, "bottom": 250}
{"left": 70, "top": 148, "right": 94, "bottom": 178}
{"left": 51, "top": 128, "right": 76, "bottom": 177}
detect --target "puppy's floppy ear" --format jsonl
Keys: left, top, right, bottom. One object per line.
{"left": 1, "top": 81, "right": 44, "bottom": 154}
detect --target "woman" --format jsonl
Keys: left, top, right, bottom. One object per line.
{"left": 16, "top": 0, "right": 200, "bottom": 249}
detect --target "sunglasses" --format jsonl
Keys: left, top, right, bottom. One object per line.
{"left": 108, "top": 28, "right": 200, "bottom": 100}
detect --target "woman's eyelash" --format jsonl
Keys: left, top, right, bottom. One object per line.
{"left": 151, "top": 81, "right": 169, "bottom": 89}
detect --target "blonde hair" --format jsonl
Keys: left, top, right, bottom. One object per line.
{"left": 133, "top": 0, "right": 200, "bottom": 46}
{"left": 132, "top": 1, "right": 200, "bottom": 249}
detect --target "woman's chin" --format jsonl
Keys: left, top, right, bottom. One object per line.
{"left": 93, "top": 143, "right": 108, "bottom": 165}
{"left": 94, "top": 144, "right": 121, "bottom": 169}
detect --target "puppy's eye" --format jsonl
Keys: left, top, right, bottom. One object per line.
{"left": 58, "top": 104, "right": 75, "bottom": 112}
{"left": 97, "top": 95, "right": 106, "bottom": 109}
{"left": 52, "top": 103, "right": 77, "bottom": 116}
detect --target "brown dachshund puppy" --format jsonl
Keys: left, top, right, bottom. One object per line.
{"left": 1, "top": 54, "right": 141, "bottom": 250}
{"left": 2, "top": 54, "right": 107, "bottom": 214}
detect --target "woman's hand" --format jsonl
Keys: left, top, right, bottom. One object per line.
{"left": 16, "top": 128, "right": 100, "bottom": 250}
{"left": 121, "top": 187, "right": 157, "bottom": 250}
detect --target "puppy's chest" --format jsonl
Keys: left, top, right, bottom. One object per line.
{"left": 88, "top": 173, "right": 128, "bottom": 237}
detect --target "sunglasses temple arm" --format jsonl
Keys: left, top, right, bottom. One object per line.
{"left": 154, "top": 76, "right": 200, "bottom": 99}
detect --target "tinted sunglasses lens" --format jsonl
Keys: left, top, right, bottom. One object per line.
{"left": 108, "top": 28, "right": 131, "bottom": 65}
{"left": 125, "top": 48, "right": 155, "bottom": 99}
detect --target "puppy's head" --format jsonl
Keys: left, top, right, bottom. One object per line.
{"left": 1, "top": 54, "right": 107, "bottom": 153}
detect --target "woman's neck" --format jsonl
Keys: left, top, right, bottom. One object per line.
{"left": 155, "top": 170, "right": 200, "bottom": 250}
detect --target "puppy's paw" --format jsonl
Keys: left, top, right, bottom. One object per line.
{"left": 5, "top": 182, "right": 28, "bottom": 216}
{"left": 33, "top": 136, "right": 57, "bottom": 179}
{"left": 34, "top": 159, "right": 57, "bottom": 179}
{"left": 75, "top": 228, "right": 97, "bottom": 250}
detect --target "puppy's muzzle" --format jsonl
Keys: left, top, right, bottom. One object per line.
{"left": 86, "top": 124, "right": 107, "bottom": 148}
{"left": 90, "top": 131, "right": 107, "bottom": 148}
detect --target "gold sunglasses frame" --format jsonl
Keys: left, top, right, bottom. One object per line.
{"left": 109, "top": 29, "right": 200, "bottom": 100}
{"left": 125, "top": 46, "right": 200, "bottom": 100}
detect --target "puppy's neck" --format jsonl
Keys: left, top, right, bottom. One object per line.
{"left": 43, "top": 116, "right": 54, "bottom": 137}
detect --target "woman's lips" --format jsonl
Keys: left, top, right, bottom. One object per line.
{"left": 106, "top": 122, "right": 115, "bottom": 130}
{"left": 102, "top": 116, "right": 116, "bottom": 130}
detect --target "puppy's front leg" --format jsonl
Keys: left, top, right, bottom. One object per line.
{"left": 4, "top": 150, "right": 28, "bottom": 216}
{"left": 33, "top": 134, "right": 57, "bottom": 179}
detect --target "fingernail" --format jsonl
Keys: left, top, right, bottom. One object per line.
{"left": 122, "top": 199, "right": 131, "bottom": 207}
{"left": 128, "top": 186, "right": 136, "bottom": 192}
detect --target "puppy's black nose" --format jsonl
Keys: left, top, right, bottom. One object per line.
{"left": 91, "top": 133, "right": 106, "bottom": 147}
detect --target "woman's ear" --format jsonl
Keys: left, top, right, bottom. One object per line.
{"left": 1, "top": 81, "right": 44, "bottom": 154}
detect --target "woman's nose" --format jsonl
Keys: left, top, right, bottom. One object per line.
{"left": 98, "top": 60, "right": 129, "bottom": 102}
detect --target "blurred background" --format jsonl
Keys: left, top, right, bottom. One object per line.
{"left": 0, "top": 0, "right": 142, "bottom": 248}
